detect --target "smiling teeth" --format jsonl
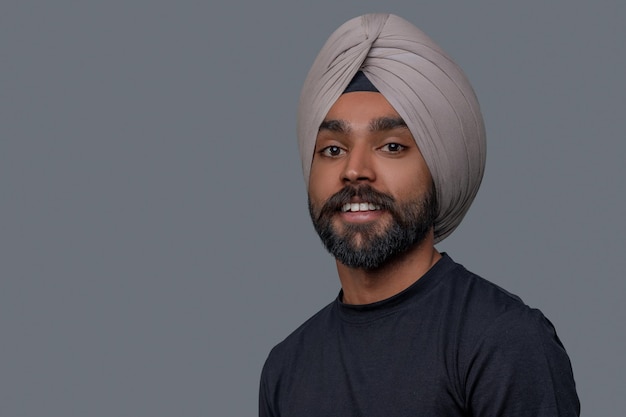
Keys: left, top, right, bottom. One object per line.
{"left": 341, "top": 203, "right": 381, "bottom": 212}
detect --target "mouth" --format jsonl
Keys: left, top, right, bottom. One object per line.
{"left": 340, "top": 202, "right": 382, "bottom": 213}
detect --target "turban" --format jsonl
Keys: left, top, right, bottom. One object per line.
{"left": 297, "top": 13, "right": 486, "bottom": 242}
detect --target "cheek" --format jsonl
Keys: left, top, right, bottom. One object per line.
{"left": 308, "top": 178, "right": 328, "bottom": 213}
{"left": 308, "top": 163, "right": 338, "bottom": 202}
{"left": 380, "top": 162, "right": 431, "bottom": 197}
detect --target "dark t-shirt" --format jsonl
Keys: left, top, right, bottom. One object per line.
{"left": 259, "top": 254, "right": 579, "bottom": 416}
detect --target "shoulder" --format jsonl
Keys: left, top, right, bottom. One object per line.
{"left": 431, "top": 257, "right": 533, "bottom": 333}
{"left": 261, "top": 300, "right": 336, "bottom": 379}
{"left": 443, "top": 257, "right": 525, "bottom": 309}
{"left": 433, "top": 256, "right": 570, "bottom": 365}
{"left": 439, "top": 257, "right": 579, "bottom": 415}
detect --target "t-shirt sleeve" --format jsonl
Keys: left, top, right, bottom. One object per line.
{"left": 464, "top": 308, "right": 580, "bottom": 417}
{"left": 259, "top": 351, "right": 279, "bottom": 417}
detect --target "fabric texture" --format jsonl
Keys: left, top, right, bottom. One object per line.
{"left": 297, "top": 14, "right": 487, "bottom": 242}
{"left": 259, "top": 254, "right": 580, "bottom": 416}
{"left": 343, "top": 71, "right": 379, "bottom": 93}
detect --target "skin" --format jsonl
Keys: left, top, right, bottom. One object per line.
{"left": 309, "top": 92, "right": 441, "bottom": 305}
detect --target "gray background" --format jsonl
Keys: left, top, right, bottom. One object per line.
{"left": 1, "top": 0, "right": 624, "bottom": 416}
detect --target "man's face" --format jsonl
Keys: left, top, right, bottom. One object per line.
{"left": 308, "top": 92, "right": 437, "bottom": 270}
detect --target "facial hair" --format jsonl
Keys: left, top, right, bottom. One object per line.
{"left": 308, "top": 184, "right": 437, "bottom": 270}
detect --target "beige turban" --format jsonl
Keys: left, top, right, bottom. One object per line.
{"left": 297, "top": 13, "right": 486, "bottom": 242}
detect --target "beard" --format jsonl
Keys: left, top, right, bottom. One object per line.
{"left": 308, "top": 184, "right": 438, "bottom": 270}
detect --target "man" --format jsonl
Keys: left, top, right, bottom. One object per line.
{"left": 260, "top": 13, "right": 579, "bottom": 416}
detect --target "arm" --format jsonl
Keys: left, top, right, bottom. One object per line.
{"left": 464, "top": 308, "right": 579, "bottom": 416}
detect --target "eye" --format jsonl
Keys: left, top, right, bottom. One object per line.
{"left": 320, "top": 145, "right": 345, "bottom": 157}
{"left": 380, "top": 143, "right": 406, "bottom": 153}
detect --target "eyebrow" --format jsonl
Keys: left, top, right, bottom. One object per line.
{"left": 318, "top": 119, "right": 350, "bottom": 134}
{"left": 369, "top": 116, "right": 408, "bottom": 132}
{"left": 318, "top": 116, "right": 408, "bottom": 134}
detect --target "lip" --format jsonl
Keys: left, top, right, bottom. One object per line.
{"left": 339, "top": 209, "right": 385, "bottom": 223}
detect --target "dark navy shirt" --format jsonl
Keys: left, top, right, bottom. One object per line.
{"left": 259, "top": 254, "right": 579, "bottom": 416}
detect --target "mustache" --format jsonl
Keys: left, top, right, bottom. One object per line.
{"left": 317, "top": 185, "right": 396, "bottom": 220}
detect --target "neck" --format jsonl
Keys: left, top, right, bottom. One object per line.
{"left": 336, "top": 231, "right": 441, "bottom": 305}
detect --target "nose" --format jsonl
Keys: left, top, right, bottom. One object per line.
{"left": 342, "top": 145, "right": 376, "bottom": 184}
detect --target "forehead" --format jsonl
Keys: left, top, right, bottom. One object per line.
{"left": 323, "top": 92, "right": 401, "bottom": 123}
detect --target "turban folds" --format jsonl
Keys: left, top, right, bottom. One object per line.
{"left": 297, "top": 13, "right": 486, "bottom": 242}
